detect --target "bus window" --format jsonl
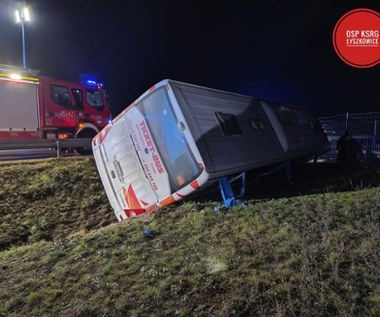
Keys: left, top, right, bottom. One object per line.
{"left": 138, "top": 88, "right": 200, "bottom": 189}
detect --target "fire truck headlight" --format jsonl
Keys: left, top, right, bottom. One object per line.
{"left": 58, "top": 133, "right": 68, "bottom": 140}
{"left": 10, "top": 73, "right": 21, "bottom": 80}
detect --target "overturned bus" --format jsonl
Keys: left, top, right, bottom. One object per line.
{"left": 92, "top": 79, "right": 329, "bottom": 220}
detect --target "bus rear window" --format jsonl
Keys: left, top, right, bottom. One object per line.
{"left": 138, "top": 88, "right": 200, "bottom": 189}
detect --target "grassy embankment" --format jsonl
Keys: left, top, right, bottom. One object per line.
{"left": 0, "top": 157, "right": 379, "bottom": 316}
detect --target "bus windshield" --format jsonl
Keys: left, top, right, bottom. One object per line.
{"left": 138, "top": 87, "right": 200, "bottom": 189}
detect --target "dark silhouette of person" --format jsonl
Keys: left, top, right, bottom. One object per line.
{"left": 336, "top": 131, "right": 364, "bottom": 185}
{"left": 336, "top": 130, "right": 349, "bottom": 156}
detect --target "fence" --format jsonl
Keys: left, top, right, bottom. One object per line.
{"left": 319, "top": 112, "right": 380, "bottom": 163}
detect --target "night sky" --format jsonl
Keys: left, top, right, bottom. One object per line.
{"left": 0, "top": 0, "right": 379, "bottom": 117}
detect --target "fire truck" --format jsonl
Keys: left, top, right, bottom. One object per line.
{"left": 0, "top": 64, "right": 111, "bottom": 154}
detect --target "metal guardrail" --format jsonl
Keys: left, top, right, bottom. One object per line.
{"left": 0, "top": 138, "right": 92, "bottom": 157}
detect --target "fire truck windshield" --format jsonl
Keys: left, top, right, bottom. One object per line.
{"left": 138, "top": 87, "right": 200, "bottom": 189}
{"left": 86, "top": 90, "right": 104, "bottom": 109}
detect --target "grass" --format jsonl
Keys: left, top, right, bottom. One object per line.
{"left": 0, "top": 157, "right": 115, "bottom": 250}
{"left": 0, "top": 157, "right": 379, "bottom": 316}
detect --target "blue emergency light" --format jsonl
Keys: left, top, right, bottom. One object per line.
{"left": 83, "top": 79, "right": 104, "bottom": 90}
{"left": 85, "top": 79, "right": 97, "bottom": 86}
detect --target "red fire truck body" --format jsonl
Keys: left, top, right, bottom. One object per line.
{"left": 0, "top": 65, "right": 111, "bottom": 149}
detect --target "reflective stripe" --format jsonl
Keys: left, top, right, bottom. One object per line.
{"left": 159, "top": 195, "right": 176, "bottom": 206}
{"left": 146, "top": 205, "right": 157, "bottom": 212}
{"left": 190, "top": 180, "right": 200, "bottom": 190}
{"left": 124, "top": 208, "right": 146, "bottom": 218}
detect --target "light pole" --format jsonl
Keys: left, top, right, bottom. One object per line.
{"left": 15, "top": 7, "right": 30, "bottom": 68}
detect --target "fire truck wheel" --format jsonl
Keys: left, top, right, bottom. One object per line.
{"left": 75, "top": 128, "right": 97, "bottom": 155}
